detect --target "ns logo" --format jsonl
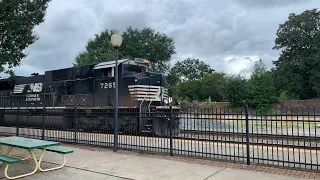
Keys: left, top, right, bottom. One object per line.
{"left": 27, "top": 82, "right": 43, "bottom": 93}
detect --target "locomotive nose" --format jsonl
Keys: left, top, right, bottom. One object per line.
{"left": 149, "top": 73, "right": 168, "bottom": 87}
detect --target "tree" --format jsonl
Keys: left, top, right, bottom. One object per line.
{"left": 176, "top": 80, "right": 202, "bottom": 101}
{"left": 247, "top": 59, "right": 278, "bottom": 111}
{"left": 221, "top": 75, "right": 248, "bottom": 107}
{"left": 4, "top": 69, "right": 15, "bottom": 77}
{"left": 169, "top": 58, "right": 214, "bottom": 83}
{"left": 199, "top": 72, "right": 226, "bottom": 102}
{"left": 272, "top": 8, "right": 320, "bottom": 99}
{"left": 0, "top": 0, "right": 51, "bottom": 72}
{"left": 74, "top": 27, "right": 176, "bottom": 74}
{"left": 166, "top": 68, "right": 180, "bottom": 98}
{"left": 167, "top": 58, "right": 213, "bottom": 97}
{"left": 74, "top": 30, "right": 117, "bottom": 66}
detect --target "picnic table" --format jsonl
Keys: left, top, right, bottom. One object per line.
{"left": 0, "top": 136, "right": 73, "bottom": 179}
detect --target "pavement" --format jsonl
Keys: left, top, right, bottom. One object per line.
{"left": 0, "top": 143, "right": 319, "bottom": 180}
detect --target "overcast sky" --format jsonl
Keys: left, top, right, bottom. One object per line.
{"left": 4, "top": 0, "right": 320, "bottom": 78}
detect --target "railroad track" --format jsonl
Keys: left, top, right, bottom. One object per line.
{"left": 180, "top": 129, "right": 320, "bottom": 141}
{"left": 2, "top": 126, "right": 319, "bottom": 150}
{"left": 173, "top": 130, "right": 320, "bottom": 150}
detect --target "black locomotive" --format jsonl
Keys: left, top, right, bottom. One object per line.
{"left": 0, "top": 58, "right": 180, "bottom": 137}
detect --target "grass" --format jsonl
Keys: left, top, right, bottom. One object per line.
{"left": 258, "top": 121, "right": 318, "bottom": 129}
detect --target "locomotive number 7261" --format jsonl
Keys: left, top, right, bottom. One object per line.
{"left": 100, "top": 82, "right": 116, "bottom": 89}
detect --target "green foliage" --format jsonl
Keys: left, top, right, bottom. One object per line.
{"left": 166, "top": 67, "right": 180, "bottom": 97}
{"left": 0, "top": 0, "right": 50, "bottom": 72}
{"left": 247, "top": 59, "right": 278, "bottom": 112}
{"left": 221, "top": 75, "right": 248, "bottom": 107}
{"left": 272, "top": 8, "right": 320, "bottom": 99}
{"left": 199, "top": 72, "right": 226, "bottom": 102}
{"left": 4, "top": 69, "right": 15, "bottom": 77}
{"left": 179, "top": 98, "right": 189, "bottom": 108}
{"left": 174, "top": 72, "right": 227, "bottom": 102}
{"left": 167, "top": 58, "right": 214, "bottom": 97}
{"left": 278, "top": 91, "right": 297, "bottom": 100}
{"left": 74, "top": 29, "right": 118, "bottom": 66}
{"left": 170, "top": 58, "right": 214, "bottom": 82}
{"left": 74, "top": 27, "right": 176, "bottom": 74}
{"left": 176, "top": 80, "right": 202, "bottom": 101}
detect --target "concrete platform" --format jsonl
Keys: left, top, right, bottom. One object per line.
{"left": 206, "top": 168, "right": 307, "bottom": 180}
{"left": 0, "top": 144, "right": 317, "bottom": 180}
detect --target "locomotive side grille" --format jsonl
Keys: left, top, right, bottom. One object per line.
{"left": 13, "top": 84, "right": 27, "bottom": 94}
{"left": 128, "top": 85, "right": 163, "bottom": 101}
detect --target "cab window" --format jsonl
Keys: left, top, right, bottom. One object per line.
{"left": 103, "top": 68, "right": 113, "bottom": 77}
{"left": 123, "top": 65, "right": 146, "bottom": 75}
{"left": 95, "top": 67, "right": 114, "bottom": 78}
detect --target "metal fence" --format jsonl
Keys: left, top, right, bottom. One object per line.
{"left": 0, "top": 105, "right": 319, "bottom": 171}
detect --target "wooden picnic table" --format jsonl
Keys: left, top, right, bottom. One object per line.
{"left": 0, "top": 136, "right": 67, "bottom": 179}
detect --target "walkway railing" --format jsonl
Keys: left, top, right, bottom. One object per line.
{"left": 0, "top": 105, "right": 319, "bottom": 171}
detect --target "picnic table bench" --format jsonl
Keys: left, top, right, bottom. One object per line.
{"left": 0, "top": 136, "right": 73, "bottom": 179}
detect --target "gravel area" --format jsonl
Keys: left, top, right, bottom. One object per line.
{"left": 180, "top": 118, "right": 320, "bottom": 136}
{"left": 179, "top": 118, "right": 320, "bottom": 148}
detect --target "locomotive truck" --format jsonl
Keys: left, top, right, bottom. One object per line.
{"left": 0, "top": 58, "right": 180, "bottom": 137}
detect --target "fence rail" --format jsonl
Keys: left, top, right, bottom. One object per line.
{"left": 0, "top": 105, "right": 319, "bottom": 171}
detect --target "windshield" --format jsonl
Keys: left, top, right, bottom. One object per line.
{"left": 124, "top": 65, "right": 148, "bottom": 74}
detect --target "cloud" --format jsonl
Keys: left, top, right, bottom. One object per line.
{"left": 12, "top": 0, "right": 100, "bottom": 74}
{"left": 4, "top": 0, "right": 320, "bottom": 79}
{"left": 224, "top": 55, "right": 260, "bottom": 78}
{"left": 233, "top": 0, "right": 312, "bottom": 8}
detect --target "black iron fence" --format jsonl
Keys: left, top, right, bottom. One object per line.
{"left": 0, "top": 105, "right": 319, "bottom": 171}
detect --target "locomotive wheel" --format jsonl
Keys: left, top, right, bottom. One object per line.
{"left": 126, "top": 122, "right": 139, "bottom": 134}
{"left": 104, "top": 117, "right": 114, "bottom": 133}
{"left": 119, "top": 117, "right": 139, "bottom": 134}
{"left": 152, "top": 118, "right": 180, "bottom": 137}
{"left": 78, "top": 116, "right": 110, "bottom": 133}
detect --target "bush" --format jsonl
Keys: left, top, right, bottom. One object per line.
{"left": 278, "top": 91, "right": 297, "bottom": 100}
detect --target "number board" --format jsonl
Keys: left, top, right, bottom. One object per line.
{"left": 100, "top": 82, "right": 116, "bottom": 89}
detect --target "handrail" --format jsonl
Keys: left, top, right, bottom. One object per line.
{"left": 148, "top": 100, "right": 153, "bottom": 113}
{"left": 139, "top": 96, "right": 145, "bottom": 115}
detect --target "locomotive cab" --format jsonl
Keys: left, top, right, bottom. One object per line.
{"left": 93, "top": 58, "right": 170, "bottom": 108}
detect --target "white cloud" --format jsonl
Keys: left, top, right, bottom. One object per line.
{"left": 225, "top": 55, "right": 260, "bottom": 78}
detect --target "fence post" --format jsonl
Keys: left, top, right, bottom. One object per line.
{"left": 169, "top": 106, "right": 173, "bottom": 156}
{"left": 114, "top": 106, "right": 119, "bottom": 152}
{"left": 245, "top": 104, "right": 250, "bottom": 165}
{"left": 16, "top": 107, "right": 20, "bottom": 136}
{"left": 41, "top": 107, "right": 45, "bottom": 140}
{"left": 74, "top": 107, "right": 78, "bottom": 143}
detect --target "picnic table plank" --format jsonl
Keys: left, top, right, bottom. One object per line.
{"left": 0, "top": 136, "right": 60, "bottom": 149}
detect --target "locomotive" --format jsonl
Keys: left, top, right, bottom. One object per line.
{"left": 0, "top": 58, "right": 180, "bottom": 137}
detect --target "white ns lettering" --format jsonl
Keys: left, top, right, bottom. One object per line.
{"left": 28, "top": 82, "right": 43, "bottom": 93}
